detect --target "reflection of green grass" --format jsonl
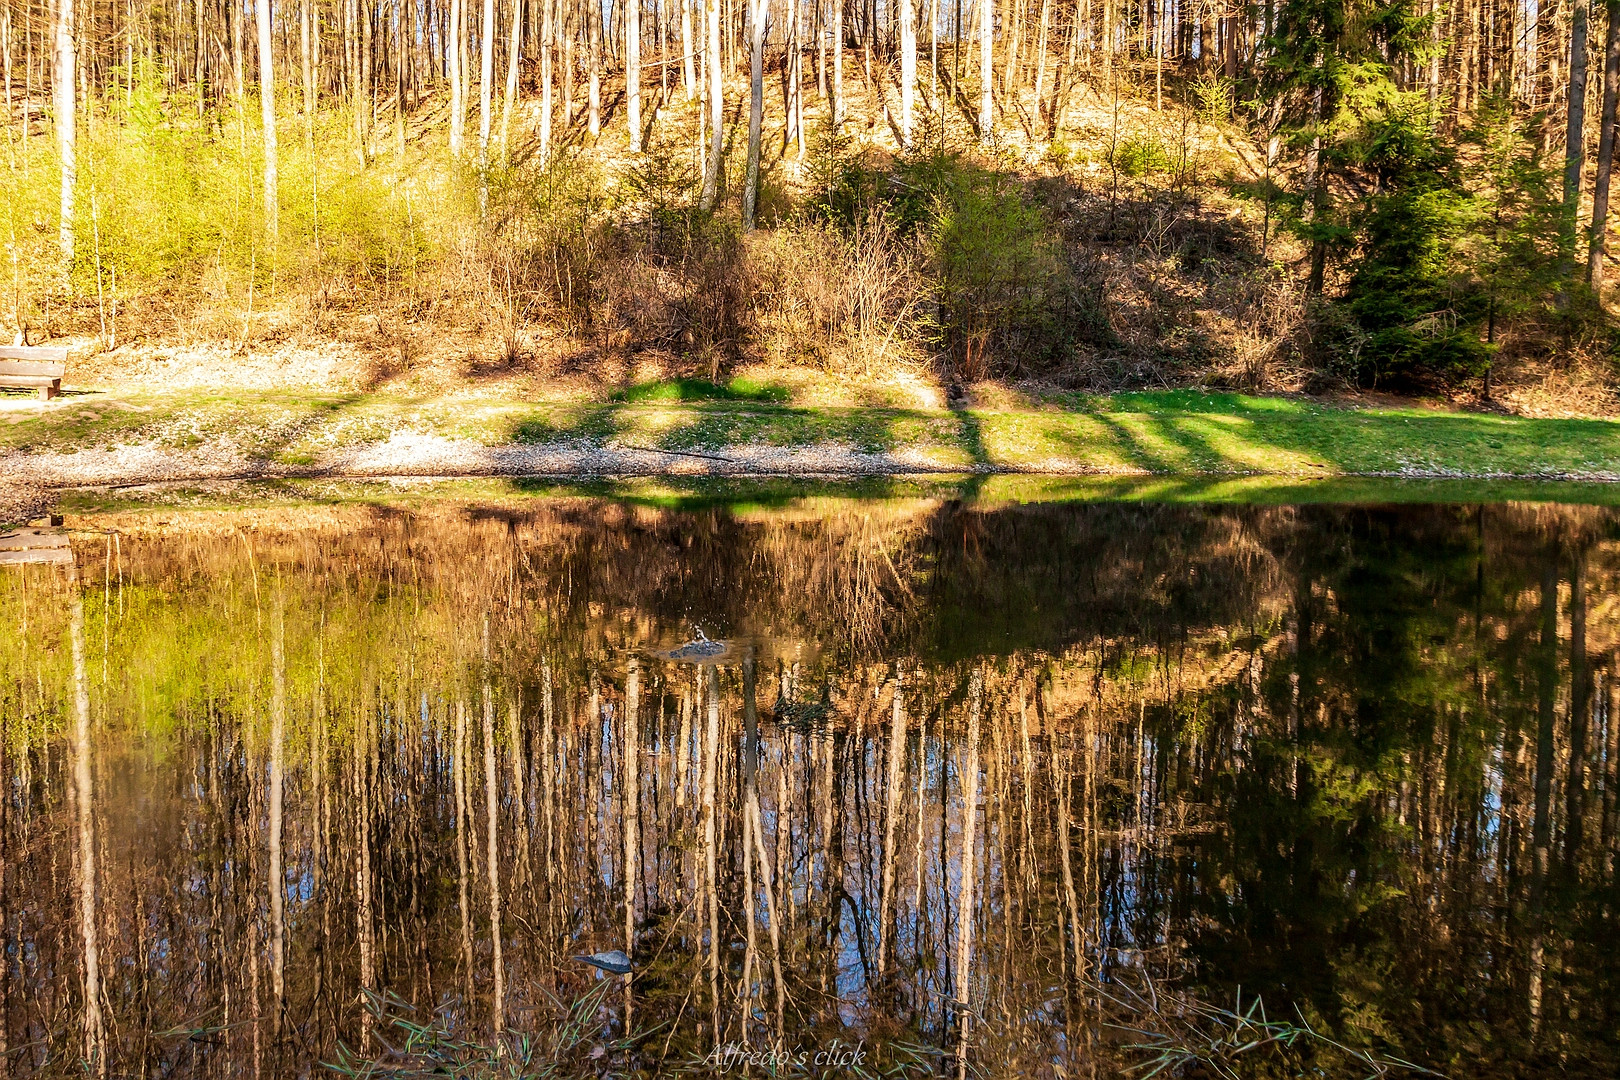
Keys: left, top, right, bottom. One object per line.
{"left": 8, "top": 387, "right": 1620, "bottom": 486}
{"left": 54, "top": 473, "right": 1620, "bottom": 521}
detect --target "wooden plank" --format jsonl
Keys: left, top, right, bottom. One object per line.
{"left": 0, "top": 346, "right": 70, "bottom": 362}
{"left": 0, "top": 374, "right": 61, "bottom": 387}
{"left": 0, "top": 361, "right": 66, "bottom": 378}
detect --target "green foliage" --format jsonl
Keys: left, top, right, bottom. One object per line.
{"left": 1329, "top": 90, "right": 1570, "bottom": 389}
{"left": 611, "top": 376, "right": 789, "bottom": 403}
{"left": 1110, "top": 134, "right": 1171, "bottom": 177}
{"left": 1344, "top": 178, "right": 1493, "bottom": 386}
{"left": 927, "top": 164, "right": 1067, "bottom": 375}
{"left": 1260, "top": 0, "right": 1440, "bottom": 287}
{"left": 1461, "top": 93, "right": 1565, "bottom": 339}
{"left": 0, "top": 62, "right": 465, "bottom": 338}
{"left": 1193, "top": 75, "right": 1237, "bottom": 123}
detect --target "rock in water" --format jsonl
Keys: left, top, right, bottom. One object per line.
{"left": 667, "top": 629, "right": 727, "bottom": 661}
{"left": 574, "top": 950, "right": 634, "bottom": 975}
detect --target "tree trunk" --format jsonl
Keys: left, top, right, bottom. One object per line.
{"left": 624, "top": 660, "right": 641, "bottom": 960}
{"left": 954, "top": 668, "right": 983, "bottom": 1080}
{"left": 589, "top": 0, "right": 602, "bottom": 136}
{"left": 682, "top": 0, "right": 696, "bottom": 96}
{"left": 55, "top": 0, "right": 76, "bottom": 270}
{"left": 500, "top": 0, "right": 524, "bottom": 151}
{"left": 541, "top": 0, "right": 555, "bottom": 159}
{"left": 701, "top": 0, "right": 722, "bottom": 205}
{"left": 1588, "top": 0, "right": 1620, "bottom": 288}
{"left": 1031, "top": 0, "right": 1049, "bottom": 128}
{"left": 899, "top": 0, "right": 915, "bottom": 145}
{"left": 268, "top": 604, "right": 287, "bottom": 1036}
{"left": 480, "top": 0, "right": 496, "bottom": 165}
{"left": 700, "top": 664, "right": 721, "bottom": 1033}
{"left": 1563, "top": 0, "right": 1592, "bottom": 279}
{"left": 482, "top": 686, "right": 505, "bottom": 1036}
{"left": 979, "top": 0, "right": 992, "bottom": 140}
{"left": 833, "top": 0, "right": 844, "bottom": 125}
{"left": 876, "top": 671, "right": 907, "bottom": 974}
{"left": 301, "top": 0, "right": 315, "bottom": 114}
{"left": 743, "top": 0, "right": 766, "bottom": 227}
{"left": 450, "top": 0, "right": 465, "bottom": 151}
{"left": 68, "top": 563, "right": 104, "bottom": 1076}
{"left": 629, "top": 0, "right": 643, "bottom": 148}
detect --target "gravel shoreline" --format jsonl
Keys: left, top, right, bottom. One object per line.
{"left": 2, "top": 433, "right": 1010, "bottom": 488}
{"left": 5, "top": 432, "right": 1620, "bottom": 523}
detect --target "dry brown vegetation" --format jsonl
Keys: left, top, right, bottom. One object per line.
{"left": 9, "top": 64, "right": 1610, "bottom": 419}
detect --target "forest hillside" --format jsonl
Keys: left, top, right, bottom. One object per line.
{"left": 4, "top": 0, "right": 1620, "bottom": 418}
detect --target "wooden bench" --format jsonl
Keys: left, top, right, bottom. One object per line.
{"left": 0, "top": 346, "right": 69, "bottom": 399}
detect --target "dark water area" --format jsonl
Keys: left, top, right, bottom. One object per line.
{"left": 2, "top": 495, "right": 1619, "bottom": 1078}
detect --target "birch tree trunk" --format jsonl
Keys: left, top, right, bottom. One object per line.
{"left": 743, "top": 0, "right": 767, "bottom": 227}
{"left": 268, "top": 604, "right": 287, "bottom": 1037}
{"left": 454, "top": 700, "right": 474, "bottom": 1006}
{"left": 629, "top": 0, "right": 643, "bottom": 148}
{"left": 978, "top": 0, "right": 992, "bottom": 141}
{"left": 624, "top": 659, "right": 641, "bottom": 961}
{"left": 68, "top": 563, "right": 104, "bottom": 1077}
{"left": 683, "top": 0, "right": 696, "bottom": 96}
{"left": 500, "top": 0, "right": 524, "bottom": 151}
{"left": 541, "top": 0, "right": 555, "bottom": 159}
{"left": 480, "top": 0, "right": 497, "bottom": 165}
{"left": 701, "top": 0, "right": 723, "bottom": 205}
{"left": 589, "top": 0, "right": 602, "bottom": 136}
{"left": 55, "top": 0, "right": 75, "bottom": 268}
{"left": 482, "top": 687, "right": 504, "bottom": 1036}
{"left": 876, "top": 670, "right": 906, "bottom": 974}
{"left": 700, "top": 664, "right": 721, "bottom": 1040}
{"left": 833, "top": 0, "right": 844, "bottom": 125}
{"left": 899, "top": 0, "right": 914, "bottom": 145}
{"left": 258, "top": 0, "right": 280, "bottom": 232}
{"left": 450, "top": 0, "right": 466, "bottom": 151}
{"left": 954, "top": 667, "right": 984, "bottom": 1080}
{"left": 301, "top": 0, "right": 315, "bottom": 114}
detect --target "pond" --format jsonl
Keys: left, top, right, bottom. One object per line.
{"left": 1, "top": 488, "right": 1617, "bottom": 1078}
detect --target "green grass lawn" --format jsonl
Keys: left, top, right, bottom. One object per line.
{"left": 4, "top": 386, "right": 1619, "bottom": 482}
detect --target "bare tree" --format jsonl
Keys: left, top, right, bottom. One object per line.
{"left": 1563, "top": 0, "right": 1593, "bottom": 279}
{"left": 451, "top": 0, "right": 467, "bottom": 152}
{"left": 1589, "top": 0, "right": 1620, "bottom": 287}
{"left": 55, "top": 0, "right": 76, "bottom": 268}
{"left": 701, "top": 0, "right": 723, "bottom": 206}
{"left": 501, "top": 0, "right": 525, "bottom": 151}
{"left": 629, "top": 0, "right": 643, "bottom": 149}
{"left": 590, "top": 0, "right": 602, "bottom": 137}
{"left": 979, "top": 0, "right": 993, "bottom": 142}
{"left": 268, "top": 603, "right": 287, "bottom": 1035}
{"left": 256, "top": 0, "right": 279, "bottom": 238}
{"left": 683, "top": 0, "right": 697, "bottom": 97}
{"left": 480, "top": 0, "right": 497, "bottom": 167}
{"left": 899, "top": 0, "right": 915, "bottom": 146}
{"left": 743, "top": 0, "right": 768, "bottom": 227}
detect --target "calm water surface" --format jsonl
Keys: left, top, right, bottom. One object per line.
{"left": 1, "top": 494, "right": 1618, "bottom": 1078}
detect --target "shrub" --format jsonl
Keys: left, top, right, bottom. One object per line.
{"left": 1112, "top": 136, "right": 1171, "bottom": 178}
{"left": 927, "top": 165, "right": 1066, "bottom": 378}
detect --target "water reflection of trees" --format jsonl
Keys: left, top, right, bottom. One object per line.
{"left": 0, "top": 499, "right": 1617, "bottom": 1078}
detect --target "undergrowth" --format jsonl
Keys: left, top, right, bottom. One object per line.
{"left": 6, "top": 68, "right": 1617, "bottom": 412}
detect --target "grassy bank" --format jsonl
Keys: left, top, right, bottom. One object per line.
{"left": 5, "top": 386, "right": 1619, "bottom": 483}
